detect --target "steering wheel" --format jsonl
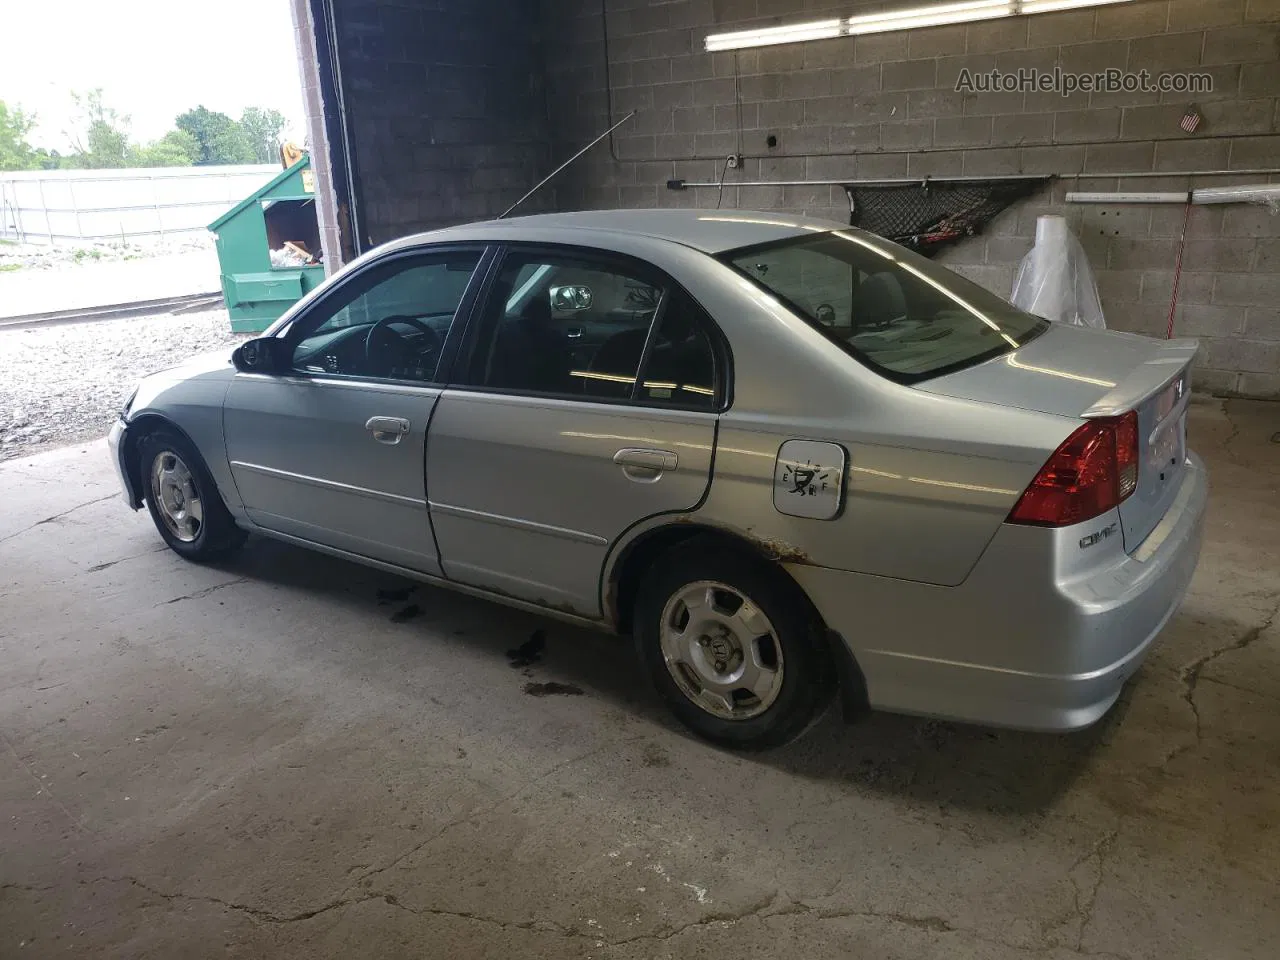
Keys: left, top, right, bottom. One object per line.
{"left": 364, "top": 315, "right": 443, "bottom": 377}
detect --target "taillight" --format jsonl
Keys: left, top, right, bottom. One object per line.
{"left": 1113, "top": 410, "right": 1139, "bottom": 499}
{"left": 1008, "top": 411, "right": 1140, "bottom": 527}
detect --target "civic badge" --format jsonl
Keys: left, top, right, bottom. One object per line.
{"left": 774, "top": 440, "right": 846, "bottom": 520}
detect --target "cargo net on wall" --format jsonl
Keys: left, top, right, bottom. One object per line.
{"left": 847, "top": 178, "right": 1050, "bottom": 257}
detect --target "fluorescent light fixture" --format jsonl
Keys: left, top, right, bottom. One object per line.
{"left": 704, "top": 0, "right": 1136, "bottom": 51}
{"left": 1019, "top": 0, "right": 1133, "bottom": 11}
{"left": 705, "top": 18, "right": 841, "bottom": 52}
{"left": 845, "top": 0, "right": 1009, "bottom": 35}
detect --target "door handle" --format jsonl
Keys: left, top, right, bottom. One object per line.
{"left": 614, "top": 447, "right": 677, "bottom": 474}
{"left": 366, "top": 416, "right": 410, "bottom": 444}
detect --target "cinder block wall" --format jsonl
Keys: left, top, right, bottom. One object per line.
{"left": 327, "top": 0, "right": 553, "bottom": 247}
{"left": 541, "top": 0, "right": 1280, "bottom": 398}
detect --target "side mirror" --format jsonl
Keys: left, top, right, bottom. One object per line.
{"left": 550, "top": 284, "right": 593, "bottom": 312}
{"left": 232, "top": 336, "right": 291, "bottom": 374}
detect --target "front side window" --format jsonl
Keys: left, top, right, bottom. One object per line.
{"left": 723, "top": 232, "right": 1046, "bottom": 382}
{"left": 464, "top": 251, "right": 719, "bottom": 407}
{"left": 289, "top": 251, "right": 483, "bottom": 381}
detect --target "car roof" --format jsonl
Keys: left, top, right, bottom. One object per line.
{"left": 400, "top": 209, "right": 849, "bottom": 255}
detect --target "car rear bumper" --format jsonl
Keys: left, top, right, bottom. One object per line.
{"left": 108, "top": 418, "right": 142, "bottom": 509}
{"left": 790, "top": 452, "right": 1208, "bottom": 732}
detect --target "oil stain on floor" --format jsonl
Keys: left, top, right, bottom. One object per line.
{"left": 523, "top": 681, "right": 584, "bottom": 697}
{"left": 506, "top": 629, "right": 546, "bottom": 668}
{"left": 390, "top": 604, "right": 422, "bottom": 623}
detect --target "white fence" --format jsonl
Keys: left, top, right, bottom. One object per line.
{"left": 0, "top": 165, "right": 280, "bottom": 246}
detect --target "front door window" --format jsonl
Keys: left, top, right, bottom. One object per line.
{"left": 289, "top": 251, "right": 483, "bottom": 382}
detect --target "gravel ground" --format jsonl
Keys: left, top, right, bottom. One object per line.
{"left": 0, "top": 309, "right": 247, "bottom": 461}
{"left": 0, "top": 234, "right": 212, "bottom": 272}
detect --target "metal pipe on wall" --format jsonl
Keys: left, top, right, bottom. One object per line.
{"left": 668, "top": 174, "right": 1051, "bottom": 189}
{"left": 667, "top": 168, "right": 1280, "bottom": 190}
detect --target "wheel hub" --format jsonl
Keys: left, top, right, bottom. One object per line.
{"left": 698, "top": 626, "right": 740, "bottom": 676}
{"left": 658, "top": 581, "right": 785, "bottom": 721}
{"left": 150, "top": 450, "right": 204, "bottom": 543}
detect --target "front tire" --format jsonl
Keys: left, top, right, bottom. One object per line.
{"left": 138, "top": 430, "right": 246, "bottom": 561}
{"left": 634, "top": 540, "right": 833, "bottom": 750}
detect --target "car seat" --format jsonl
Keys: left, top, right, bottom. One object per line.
{"left": 588, "top": 327, "right": 648, "bottom": 397}
{"left": 487, "top": 295, "right": 572, "bottom": 393}
{"left": 852, "top": 271, "right": 908, "bottom": 333}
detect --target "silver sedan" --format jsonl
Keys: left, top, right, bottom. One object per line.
{"left": 108, "top": 210, "right": 1206, "bottom": 748}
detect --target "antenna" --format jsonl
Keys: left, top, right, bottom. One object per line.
{"left": 498, "top": 111, "right": 636, "bottom": 219}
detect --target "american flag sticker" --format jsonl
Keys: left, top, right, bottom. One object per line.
{"left": 1180, "top": 105, "right": 1201, "bottom": 133}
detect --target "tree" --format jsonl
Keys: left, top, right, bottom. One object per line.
{"left": 0, "top": 100, "right": 37, "bottom": 171}
{"left": 239, "top": 107, "right": 288, "bottom": 164}
{"left": 31, "top": 147, "right": 65, "bottom": 170}
{"left": 66, "top": 89, "right": 131, "bottom": 168}
{"left": 128, "top": 129, "right": 199, "bottom": 167}
{"left": 176, "top": 106, "right": 254, "bottom": 165}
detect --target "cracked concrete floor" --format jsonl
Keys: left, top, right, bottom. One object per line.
{"left": 1, "top": 399, "right": 1278, "bottom": 960}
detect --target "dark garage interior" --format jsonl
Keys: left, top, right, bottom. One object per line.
{"left": 3, "top": 1, "right": 1279, "bottom": 958}
{"left": 300, "top": 0, "right": 1280, "bottom": 399}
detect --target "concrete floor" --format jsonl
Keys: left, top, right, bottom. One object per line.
{"left": 1, "top": 400, "right": 1277, "bottom": 960}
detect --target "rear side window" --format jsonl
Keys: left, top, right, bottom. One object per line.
{"left": 723, "top": 232, "right": 1046, "bottom": 383}
{"left": 462, "top": 250, "right": 721, "bottom": 408}
{"left": 635, "top": 289, "right": 718, "bottom": 408}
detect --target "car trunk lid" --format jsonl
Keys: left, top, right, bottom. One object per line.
{"left": 917, "top": 323, "right": 1198, "bottom": 551}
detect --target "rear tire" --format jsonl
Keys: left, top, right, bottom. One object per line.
{"left": 634, "top": 539, "right": 833, "bottom": 750}
{"left": 138, "top": 430, "right": 246, "bottom": 562}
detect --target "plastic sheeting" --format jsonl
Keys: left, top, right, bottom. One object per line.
{"left": 1192, "top": 184, "right": 1280, "bottom": 213}
{"left": 1010, "top": 215, "right": 1106, "bottom": 329}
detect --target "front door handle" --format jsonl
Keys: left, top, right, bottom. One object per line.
{"left": 366, "top": 416, "right": 410, "bottom": 444}
{"left": 614, "top": 447, "right": 677, "bottom": 478}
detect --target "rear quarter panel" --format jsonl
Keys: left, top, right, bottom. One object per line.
{"left": 704, "top": 399, "right": 1076, "bottom": 586}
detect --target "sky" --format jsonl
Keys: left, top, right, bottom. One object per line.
{"left": 1, "top": 0, "right": 306, "bottom": 151}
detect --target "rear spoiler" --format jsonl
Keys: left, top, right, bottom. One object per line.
{"left": 1082, "top": 338, "right": 1199, "bottom": 418}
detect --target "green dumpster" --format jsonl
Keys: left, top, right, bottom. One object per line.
{"left": 208, "top": 155, "right": 326, "bottom": 333}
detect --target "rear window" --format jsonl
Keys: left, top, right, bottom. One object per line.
{"left": 722, "top": 231, "right": 1047, "bottom": 383}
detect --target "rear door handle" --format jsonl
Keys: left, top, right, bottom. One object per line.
{"left": 614, "top": 447, "right": 677, "bottom": 475}
{"left": 366, "top": 416, "right": 410, "bottom": 444}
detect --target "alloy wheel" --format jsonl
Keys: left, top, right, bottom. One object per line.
{"left": 150, "top": 451, "right": 203, "bottom": 543}
{"left": 658, "top": 580, "right": 785, "bottom": 720}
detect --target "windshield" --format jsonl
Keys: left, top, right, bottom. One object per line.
{"left": 722, "top": 231, "right": 1047, "bottom": 383}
